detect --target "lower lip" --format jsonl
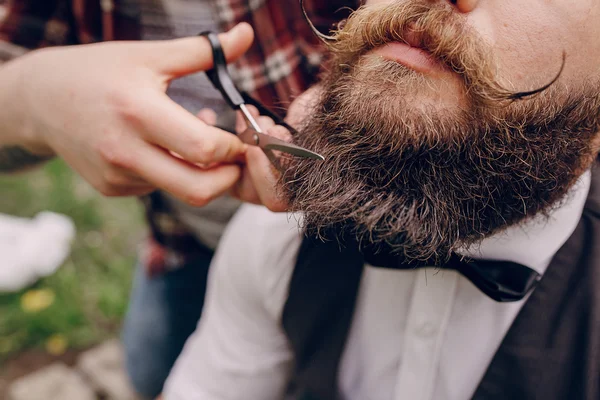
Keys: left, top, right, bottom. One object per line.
{"left": 372, "top": 42, "right": 444, "bottom": 75}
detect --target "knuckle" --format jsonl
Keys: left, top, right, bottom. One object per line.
{"left": 102, "top": 169, "right": 127, "bottom": 187}
{"left": 196, "top": 140, "right": 218, "bottom": 162}
{"left": 257, "top": 116, "right": 275, "bottom": 129}
{"left": 110, "top": 90, "right": 144, "bottom": 125}
{"left": 267, "top": 125, "right": 292, "bottom": 141}
{"left": 184, "top": 188, "right": 211, "bottom": 207}
{"left": 248, "top": 105, "right": 260, "bottom": 117}
{"left": 198, "top": 108, "right": 217, "bottom": 124}
{"left": 97, "top": 182, "right": 121, "bottom": 197}
{"left": 97, "top": 136, "right": 134, "bottom": 169}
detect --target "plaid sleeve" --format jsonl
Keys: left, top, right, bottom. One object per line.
{"left": 214, "top": 0, "right": 358, "bottom": 113}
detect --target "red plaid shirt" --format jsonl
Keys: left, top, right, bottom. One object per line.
{"left": 0, "top": 0, "right": 357, "bottom": 272}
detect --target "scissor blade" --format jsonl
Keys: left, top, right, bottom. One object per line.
{"left": 239, "top": 104, "right": 263, "bottom": 133}
{"left": 263, "top": 141, "right": 325, "bottom": 160}
{"left": 257, "top": 132, "right": 324, "bottom": 160}
{"left": 238, "top": 129, "right": 324, "bottom": 160}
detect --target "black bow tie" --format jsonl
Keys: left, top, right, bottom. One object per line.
{"left": 362, "top": 246, "right": 542, "bottom": 302}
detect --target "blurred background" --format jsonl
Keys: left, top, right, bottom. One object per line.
{"left": 0, "top": 0, "right": 224, "bottom": 397}
{"left": 0, "top": 158, "right": 145, "bottom": 393}
{"left": 0, "top": 7, "right": 148, "bottom": 396}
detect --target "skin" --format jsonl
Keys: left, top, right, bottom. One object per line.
{"left": 366, "top": 0, "right": 600, "bottom": 101}
{"left": 153, "top": 0, "right": 600, "bottom": 397}
{"left": 174, "top": 86, "right": 323, "bottom": 212}
{"left": 3, "top": 0, "right": 599, "bottom": 208}
{"left": 0, "top": 23, "right": 284, "bottom": 209}
{"left": 230, "top": 86, "right": 322, "bottom": 212}
{"left": 247, "top": 0, "right": 600, "bottom": 211}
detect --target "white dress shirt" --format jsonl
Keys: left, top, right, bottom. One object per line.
{"left": 163, "top": 171, "right": 591, "bottom": 400}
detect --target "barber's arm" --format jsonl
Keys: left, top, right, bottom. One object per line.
{"left": 0, "top": 23, "right": 258, "bottom": 207}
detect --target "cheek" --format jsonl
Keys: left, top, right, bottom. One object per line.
{"left": 467, "top": 1, "right": 600, "bottom": 89}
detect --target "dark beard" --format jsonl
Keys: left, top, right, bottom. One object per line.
{"left": 280, "top": 5, "right": 600, "bottom": 262}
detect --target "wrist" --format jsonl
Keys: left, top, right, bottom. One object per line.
{"left": 0, "top": 52, "right": 54, "bottom": 156}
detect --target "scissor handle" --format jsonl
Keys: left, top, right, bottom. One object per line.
{"left": 241, "top": 93, "right": 301, "bottom": 137}
{"left": 199, "top": 31, "right": 245, "bottom": 109}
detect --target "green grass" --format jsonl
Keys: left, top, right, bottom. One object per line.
{"left": 0, "top": 160, "right": 145, "bottom": 361}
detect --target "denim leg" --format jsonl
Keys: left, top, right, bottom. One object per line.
{"left": 122, "top": 253, "right": 212, "bottom": 399}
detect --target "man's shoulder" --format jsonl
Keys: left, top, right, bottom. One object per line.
{"left": 213, "top": 204, "right": 305, "bottom": 316}
{"left": 228, "top": 204, "right": 304, "bottom": 247}
{"left": 222, "top": 204, "right": 305, "bottom": 271}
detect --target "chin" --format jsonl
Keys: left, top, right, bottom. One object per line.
{"left": 352, "top": 56, "right": 468, "bottom": 116}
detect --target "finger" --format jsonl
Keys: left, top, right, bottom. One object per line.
{"left": 256, "top": 116, "right": 276, "bottom": 131}
{"left": 245, "top": 105, "right": 260, "bottom": 119}
{"left": 151, "top": 23, "right": 255, "bottom": 78}
{"left": 236, "top": 106, "right": 272, "bottom": 134}
{"left": 93, "top": 167, "right": 156, "bottom": 196}
{"left": 132, "top": 143, "right": 242, "bottom": 207}
{"left": 197, "top": 109, "right": 217, "bottom": 125}
{"left": 262, "top": 125, "right": 294, "bottom": 167}
{"left": 236, "top": 111, "right": 247, "bottom": 134}
{"left": 103, "top": 169, "right": 154, "bottom": 188}
{"left": 142, "top": 98, "right": 247, "bottom": 165}
{"left": 245, "top": 147, "right": 288, "bottom": 212}
{"left": 236, "top": 104, "right": 260, "bottom": 127}
{"left": 236, "top": 104, "right": 261, "bottom": 130}
{"left": 91, "top": 174, "right": 156, "bottom": 198}
{"left": 112, "top": 165, "right": 154, "bottom": 185}
{"left": 245, "top": 125, "right": 291, "bottom": 210}
{"left": 231, "top": 167, "right": 262, "bottom": 205}
{"left": 267, "top": 125, "right": 293, "bottom": 142}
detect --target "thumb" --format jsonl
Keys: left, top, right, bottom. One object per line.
{"left": 152, "top": 23, "right": 255, "bottom": 78}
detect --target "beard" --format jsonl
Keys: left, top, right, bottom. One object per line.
{"left": 280, "top": 1, "right": 600, "bottom": 263}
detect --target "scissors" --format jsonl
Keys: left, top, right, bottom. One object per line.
{"left": 199, "top": 31, "right": 325, "bottom": 161}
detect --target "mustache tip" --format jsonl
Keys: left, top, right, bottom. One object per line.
{"left": 300, "top": 0, "right": 337, "bottom": 44}
{"left": 506, "top": 51, "right": 567, "bottom": 101}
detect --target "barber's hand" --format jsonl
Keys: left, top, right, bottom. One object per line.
{"left": 216, "top": 86, "right": 324, "bottom": 212}
{"left": 232, "top": 86, "right": 323, "bottom": 211}
{"left": 194, "top": 107, "right": 286, "bottom": 211}
{"left": 11, "top": 23, "right": 253, "bottom": 206}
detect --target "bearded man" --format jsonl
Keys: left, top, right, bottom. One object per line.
{"left": 162, "top": 0, "right": 600, "bottom": 399}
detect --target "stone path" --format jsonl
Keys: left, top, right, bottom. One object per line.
{"left": 6, "top": 340, "right": 140, "bottom": 400}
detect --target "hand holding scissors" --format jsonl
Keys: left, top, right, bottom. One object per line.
{"left": 199, "top": 31, "right": 324, "bottom": 162}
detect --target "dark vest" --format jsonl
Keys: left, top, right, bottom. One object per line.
{"left": 282, "top": 167, "right": 600, "bottom": 400}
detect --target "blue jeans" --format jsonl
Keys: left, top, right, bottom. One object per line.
{"left": 122, "top": 253, "right": 212, "bottom": 399}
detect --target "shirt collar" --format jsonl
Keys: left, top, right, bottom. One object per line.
{"left": 460, "top": 170, "right": 592, "bottom": 274}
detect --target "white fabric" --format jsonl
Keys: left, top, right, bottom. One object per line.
{"left": 164, "top": 171, "right": 590, "bottom": 400}
{"left": 0, "top": 212, "right": 75, "bottom": 292}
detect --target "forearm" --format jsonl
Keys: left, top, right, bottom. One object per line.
{"left": 0, "top": 50, "right": 54, "bottom": 172}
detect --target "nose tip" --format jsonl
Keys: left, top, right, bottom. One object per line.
{"left": 448, "top": 0, "right": 479, "bottom": 13}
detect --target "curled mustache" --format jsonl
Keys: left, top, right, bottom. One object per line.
{"left": 282, "top": 85, "right": 600, "bottom": 262}
{"left": 280, "top": 1, "right": 599, "bottom": 263}
{"left": 305, "top": 1, "right": 564, "bottom": 104}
